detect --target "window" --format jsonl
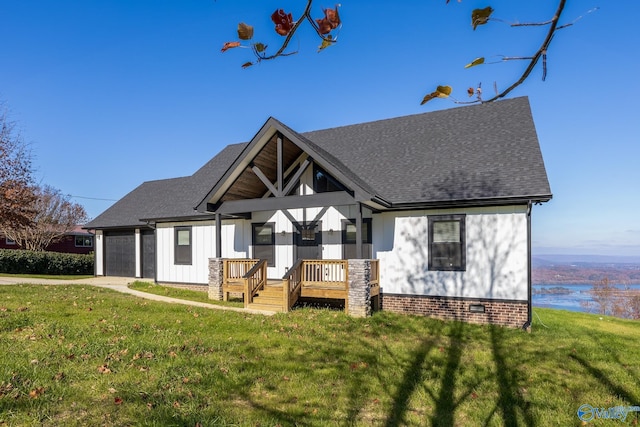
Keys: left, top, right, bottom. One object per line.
{"left": 428, "top": 215, "right": 466, "bottom": 271}
{"left": 75, "top": 235, "right": 93, "bottom": 247}
{"left": 174, "top": 226, "right": 192, "bottom": 265}
{"left": 300, "top": 228, "right": 316, "bottom": 242}
{"left": 342, "top": 218, "right": 372, "bottom": 259}
{"left": 5, "top": 237, "right": 16, "bottom": 245}
{"left": 252, "top": 223, "right": 275, "bottom": 267}
{"left": 313, "top": 164, "right": 347, "bottom": 193}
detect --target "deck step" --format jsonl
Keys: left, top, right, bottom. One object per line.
{"left": 247, "top": 302, "right": 284, "bottom": 312}
{"left": 253, "top": 295, "right": 282, "bottom": 304}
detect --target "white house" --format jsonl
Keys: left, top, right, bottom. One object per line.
{"left": 85, "top": 97, "right": 551, "bottom": 328}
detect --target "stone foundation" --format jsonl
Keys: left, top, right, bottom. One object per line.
{"left": 347, "top": 259, "right": 373, "bottom": 318}
{"left": 208, "top": 258, "right": 224, "bottom": 301}
{"left": 381, "top": 293, "right": 529, "bottom": 329}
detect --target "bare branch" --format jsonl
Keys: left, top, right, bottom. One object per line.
{"left": 482, "top": 0, "right": 567, "bottom": 103}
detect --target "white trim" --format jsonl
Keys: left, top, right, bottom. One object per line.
{"left": 135, "top": 229, "right": 141, "bottom": 278}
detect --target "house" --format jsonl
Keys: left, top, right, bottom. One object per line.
{"left": 0, "top": 226, "right": 94, "bottom": 255}
{"left": 84, "top": 97, "right": 552, "bottom": 328}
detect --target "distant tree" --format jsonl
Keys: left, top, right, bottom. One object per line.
{"left": 2, "top": 185, "right": 88, "bottom": 251}
{"left": 0, "top": 104, "right": 36, "bottom": 229}
{"left": 582, "top": 279, "right": 640, "bottom": 320}
{"left": 220, "top": 0, "right": 596, "bottom": 105}
{"left": 626, "top": 294, "right": 640, "bottom": 320}
{"left": 586, "top": 277, "right": 615, "bottom": 316}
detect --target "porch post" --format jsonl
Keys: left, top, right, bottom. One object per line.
{"left": 347, "top": 259, "right": 372, "bottom": 317}
{"left": 215, "top": 212, "right": 222, "bottom": 258}
{"left": 355, "top": 202, "right": 363, "bottom": 259}
{"left": 208, "top": 257, "right": 224, "bottom": 300}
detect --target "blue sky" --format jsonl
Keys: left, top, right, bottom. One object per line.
{"left": 1, "top": 0, "right": 639, "bottom": 257}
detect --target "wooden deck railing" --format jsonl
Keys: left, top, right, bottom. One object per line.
{"left": 369, "top": 259, "right": 380, "bottom": 310}
{"left": 224, "top": 258, "right": 380, "bottom": 313}
{"left": 222, "top": 259, "right": 259, "bottom": 301}
{"left": 243, "top": 259, "right": 268, "bottom": 308}
{"left": 282, "top": 259, "right": 304, "bottom": 313}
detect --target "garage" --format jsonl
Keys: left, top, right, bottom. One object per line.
{"left": 141, "top": 229, "right": 156, "bottom": 279}
{"left": 104, "top": 230, "right": 135, "bottom": 277}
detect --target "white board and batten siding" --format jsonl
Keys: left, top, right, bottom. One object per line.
{"left": 155, "top": 220, "right": 249, "bottom": 285}
{"left": 250, "top": 205, "right": 368, "bottom": 278}
{"left": 373, "top": 205, "right": 529, "bottom": 301}
{"left": 94, "top": 230, "right": 104, "bottom": 276}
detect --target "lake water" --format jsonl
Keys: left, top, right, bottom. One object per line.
{"left": 532, "top": 283, "right": 640, "bottom": 312}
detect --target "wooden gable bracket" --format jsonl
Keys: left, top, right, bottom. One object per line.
{"left": 281, "top": 206, "right": 329, "bottom": 233}
{"left": 251, "top": 133, "right": 312, "bottom": 198}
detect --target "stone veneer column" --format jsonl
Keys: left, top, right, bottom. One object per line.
{"left": 347, "top": 259, "right": 372, "bottom": 318}
{"left": 208, "top": 258, "right": 224, "bottom": 301}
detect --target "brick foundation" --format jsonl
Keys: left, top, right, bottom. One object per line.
{"left": 157, "top": 282, "right": 208, "bottom": 293}
{"left": 381, "top": 293, "right": 529, "bottom": 329}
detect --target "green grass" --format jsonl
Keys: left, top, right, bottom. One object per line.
{"left": 127, "top": 281, "right": 243, "bottom": 308}
{"left": 0, "top": 284, "right": 639, "bottom": 426}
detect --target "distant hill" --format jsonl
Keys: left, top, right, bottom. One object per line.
{"left": 532, "top": 254, "right": 640, "bottom": 284}
{"left": 533, "top": 254, "right": 640, "bottom": 265}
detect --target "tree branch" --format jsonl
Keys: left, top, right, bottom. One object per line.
{"left": 251, "top": 0, "right": 337, "bottom": 63}
{"left": 482, "top": 0, "right": 566, "bottom": 103}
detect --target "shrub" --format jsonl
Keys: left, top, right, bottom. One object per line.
{"left": 0, "top": 249, "right": 93, "bottom": 275}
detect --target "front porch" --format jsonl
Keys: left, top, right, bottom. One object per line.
{"left": 209, "top": 258, "right": 380, "bottom": 317}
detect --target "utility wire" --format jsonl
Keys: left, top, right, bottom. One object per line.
{"left": 67, "top": 195, "right": 118, "bottom": 202}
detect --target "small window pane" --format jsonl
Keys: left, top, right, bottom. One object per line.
{"left": 345, "top": 224, "right": 356, "bottom": 243}
{"left": 177, "top": 230, "right": 191, "bottom": 246}
{"left": 433, "top": 221, "right": 460, "bottom": 243}
{"left": 254, "top": 226, "right": 273, "bottom": 245}
{"left": 301, "top": 228, "right": 315, "bottom": 241}
{"left": 75, "top": 236, "right": 93, "bottom": 247}
{"left": 343, "top": 219, "right": 371, "bottom": 244}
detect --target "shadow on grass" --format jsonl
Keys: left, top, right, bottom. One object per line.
{"left": 383, "top": 333, "right": 440, "bottom": 426}
{"left": 384, "top": 321, "right": 481, "bottom": 427}
{"left": 570, "top": 353, "right": 639, "bottom": 404}
{"left": 485, "top": 325, "right": 534, "bottom": 427}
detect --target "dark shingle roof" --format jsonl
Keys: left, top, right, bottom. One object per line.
{"left": 303, "top": 96, "right": 551, "bottom": 205}
{"left": 85, "top": 143, "right": 246, "bottom": 229}
{"left": 86, "top": 97, "right": 550, "bottom": 229}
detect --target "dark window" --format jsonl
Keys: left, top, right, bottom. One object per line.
{"left": 342, "top": 218, "right": 372, "bottom": 259}
{"left": 313, "top": 164, "right": 347, "bottom": 193}
{"left": 428, "top": 215, "right": 466, "bottom": 271}
{"left": 5, "top": 237, "right": 16, "bottom": 245}
{"left": 174, "top": 226, "right": 192, "bottom": 265}
{"left": 252, "top": 223, "right": 275, "bottom": 267}
{"left": 75, "top": 235, "right": 93, "bottom": 247}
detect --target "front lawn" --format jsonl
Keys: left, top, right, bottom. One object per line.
{"left": 128, "top": 281, "right": 243, "bottom": 308}
{"left": 0, "top": 284, "right": 638, "bottom": 426}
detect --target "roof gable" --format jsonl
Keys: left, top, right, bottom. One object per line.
{"left": 87, "top": 96, "right": 551, "bottom": 229}
{"left": 194, "top": 117, "right": 380, "bottom": 212}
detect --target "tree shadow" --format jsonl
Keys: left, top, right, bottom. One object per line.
{"left": 570, "top": 353, "right": 639, "bottom": 405}
{"left": 430, "top": 321, "right": 466, "bottom": 427}
{"left": 384, "top": 334, "right": 440, "bottom": 426}
{"left": 483, "top": 324, "right": 535, "bottom": 427}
